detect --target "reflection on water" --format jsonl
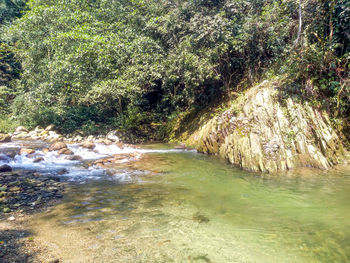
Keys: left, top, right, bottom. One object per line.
{"left": 24, "top": 145, "right": 350, "bottom": 263}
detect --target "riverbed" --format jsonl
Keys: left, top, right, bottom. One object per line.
{"left": 1, "top": 141, "right": 350, "bottom": 262}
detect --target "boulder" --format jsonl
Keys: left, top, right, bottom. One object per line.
{"left": 0, "top": 164, "right": 12, "bottom": 172}
{"left": 103, "top": 139, "right": 112, "bottom": 145}
{"left": 33, "top": 157, "right": 45, "bottom": 163}
{"left": 106, "top": 131, "right": 120, "bottom": 143}
{"left": 65, "top": 155, "right": 82, "bottom": 161}
{"left": 20, "top": 148, "right": 36, "bottom": 155}
{"left": 57, "top": 148, "right": 74, "bottom": 155}
{"left": 0, "top": 133, "right": 11, "bottom": 143}
{"left": 15, "top": 126, "right": 28, "bottom": 133}
{"left": 81, "top": 142, "right": 96, "bottom": 149}
{"left": 45, "top": 124, "right": 55, "bottom": 131}
{"left": 42, "top": 148, "right": 49, "bottom": 154}
{"left": 49, "top": 142, "right": 67, "bottom": 151}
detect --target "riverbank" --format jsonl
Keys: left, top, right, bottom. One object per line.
{"left": 1, "top": 138, "right": 350, "bottom": 262}
{"left": 0, "top": 205, "right": 61, "bottom": 263}
{"left": 0, "top": 170, "right": 65, "bottom": 262}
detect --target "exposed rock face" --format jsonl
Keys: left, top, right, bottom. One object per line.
{"left": 185, "top": 81, "right": 348, "bottom": 173}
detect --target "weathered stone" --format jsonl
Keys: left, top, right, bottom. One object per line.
{"left": 184, "top": 81, "right": 348, "bottom": 174}
{"left": 15, "top": 126, "right": 28, "bottom": 133}
{"left": 106, "top": 131, "right": 120, "bottom": 142}
{"left": 20, "top": 148, "right": 36, "bottom": 155}
{"left": 57, "top": 148, "right": 74, "bottom": 155}
{"left": 81, "top": 141, "right": 96, "bottom": 149}
{"left": 33, "top": 157, "right": 45, "bottom": 163}
{"left": 45, "top": 124, "right": 56, "bottom": 131}
{"left": 49, "top": 142, "right": 67, "bottom": 151}
{"left": 42, "top": 148, "right": 49, "bottom": 153}
{"left": 65, "top": 155, "right": 82, "bottom": 161}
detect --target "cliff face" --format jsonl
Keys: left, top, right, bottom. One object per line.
{"left": 184, "top": 81, "right": 348, "bottom": 173}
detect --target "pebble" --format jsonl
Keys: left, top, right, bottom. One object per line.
{"left": 8, "top": 216, "right": 15, "bottom": 221}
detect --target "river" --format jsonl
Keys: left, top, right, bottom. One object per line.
{"left": 1, "top": 141, "right": 350, "bottom": 262}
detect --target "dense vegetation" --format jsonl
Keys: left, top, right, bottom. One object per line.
{"left": 0, "top": 0, "right": 349, "bottom": 139}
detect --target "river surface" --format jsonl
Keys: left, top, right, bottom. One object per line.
{"left": 1, "top": 141, "right": 350, "bottom": 262}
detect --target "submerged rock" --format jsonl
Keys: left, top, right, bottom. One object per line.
{"left": 184, "top": 80, "right": 348, "bottom": 173}
{"left": 193, "top": 212, "right": 210, "bottom": 223}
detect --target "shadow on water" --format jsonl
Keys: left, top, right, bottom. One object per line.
{"left": 0, "top": 228, "right": 35, "bottom": 263}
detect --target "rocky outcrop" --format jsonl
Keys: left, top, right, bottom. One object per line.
{"left": 185, "top": 80, "right": 348, "bottom": 173}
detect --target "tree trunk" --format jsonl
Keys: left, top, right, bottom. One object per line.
{"left": 294, "top": 0, "right": 302, "bottom": 47}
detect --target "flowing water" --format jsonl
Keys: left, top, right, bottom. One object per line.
{"left": 1, "top": 141, "right": 350, "bottom": 262}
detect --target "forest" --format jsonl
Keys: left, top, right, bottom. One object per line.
{"left": 0, "top": 0, "right": 349, "bottom": 140}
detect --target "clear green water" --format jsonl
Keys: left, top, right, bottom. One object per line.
{"left": 32, "top": 146, "right": 350, "bottom": 263}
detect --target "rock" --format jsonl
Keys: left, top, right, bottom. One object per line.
{"left": 116, "top": 142, "right": 124, "bottom": 149}
{"left": 0, "top": 164, "right": 12, "bottom": 172}
{"left": 106, "top": 131, "right": 119, "bottom": 142}
{"left": 49, "top": 142, "right": 67, "bottom": 151}
{"left": 42, "top": 148, "right": 49, "bottom": 153}
{"left": 81, "top": 141, "right": 96, "bottom": 149}
{"left": 34, "top": 126, "right": 44, "bottom": 133}
{"left": 184, "top": 80, "right": 348, "bottom": 173}
{"left": 45, "top": 124, "right": 55, "bottom": 131}
{"left": 15, "top": 126, "right": 28, "bottom": 133}
{"left": 40, "top": 130, "right": 49, "bottom": 136}
{"left": 57, "top": 148, "right": 74, "bottom": 155}
{"left": 192, "top": 212, "right": 210, "bottom": 223}
{"left": 20, "top": 148, "right": 36, "bottom": 155}
{"left": 8, "top": 216, "right": 15, "bottom": 221}
{"left": 57, "top": 168, "right": 68, "bottom": 175}
{"left": 65, "top": 155, "right": 82, "bottom": 161}
{"left": 174, "top": 144, "right": 186, "bottom": 149}
{"left": 103, "top": 139, "right": 112, "bottom": 145}
{"left": 33, "top": 157, "right": 45, "bottom": 163}
{"left": 0, "top": 133, "right": 11, "bottom": 143}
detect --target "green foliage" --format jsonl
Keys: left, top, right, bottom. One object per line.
{"left": 282, "top": 0, "right": 350, "bottom": 130}
{"left": 0, "top": 0, "right": 348, "bottom": 137}
{"left": 0, "top": 117, "right": 19, "bottom": 133}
